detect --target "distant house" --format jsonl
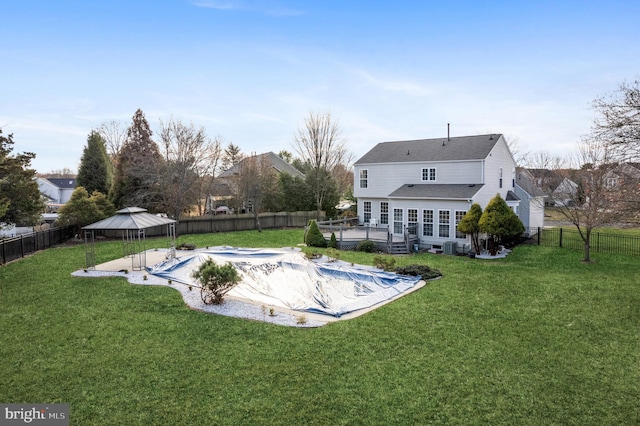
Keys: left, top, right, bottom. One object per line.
{"left": 353, "top": 134, "right": 521, "bottom": 251}
{"left": 37, "top": 177, "right": 77, "bottom": 206}
{"left": 551, "top": 177, "right": 579, "bottom": 207}
{"left": 210, "top": 152, "right": 305, "bottom": 213}
{"left": 514, "top": 168, "right": 546, "bottom": 229}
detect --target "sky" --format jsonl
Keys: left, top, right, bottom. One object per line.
{"left": 2, "top": 0, "right": 639, "bottom": 174}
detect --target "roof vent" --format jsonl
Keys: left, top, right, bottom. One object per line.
{"left": 489, "top": 134, "right": 493, "bottom": 140}
{"left": 407, "top": 150, "right": 410, "bottom": 155}
{"left": 408, "top": 184, "right": 414, "bottom": 187}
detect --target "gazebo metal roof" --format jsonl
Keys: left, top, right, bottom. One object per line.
{"left": 82, "top": 207, "right": 176, "bottom": 231}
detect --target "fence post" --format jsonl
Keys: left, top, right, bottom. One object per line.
{"left": 339, "top": 223, "right": 343, "bottom": 243}
{"left": 559, "top": 228, "right": 563, "bottom": 248}
{"left": 537, "top": 227, "right": 541, "bottom": 245}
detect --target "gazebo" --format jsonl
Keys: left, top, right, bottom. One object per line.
{"left": 82, "top": 207, "right": 177, "bottom": 271}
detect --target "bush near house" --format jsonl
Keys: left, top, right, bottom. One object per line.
{"left": 356, "top": 240, "right": 377, "bottom": 253}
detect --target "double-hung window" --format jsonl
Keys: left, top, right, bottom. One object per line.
{"left": 359, "top": 170, "right": 368, "bottom": 188}
{"left": 438, "top": 210, "right": 450, "bottom": 238}
{"left": 421, "top": 168, "right": 436, "bottom": 182}
{"left": 380, "top": 202, "right": 389, "bottom": 225}
{"left": 363, "top": 201, "right": 371, "bottom": 223}
{"left": 408, "top": 209, "right": 418, "bottom": 234}
{"left": 422, "top": 209, "right": 433, "bottom": 237}
{"left": 455, "top": 211, "right": 466, "bottom": 239}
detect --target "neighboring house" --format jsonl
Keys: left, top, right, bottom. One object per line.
{"left": 551, "top": 177, "right": 579, "bottom": 207}
{"left": 353, "top": 134, "right": 520, "bottom": 250}
{"left": 514, "top": 168, "right": 546, "bottom": 229}
{"left": 37, "top": 177, "right": 77, "bottom": 207}
{"left": 212, "top": 152, "right": 305, "bottom": 212}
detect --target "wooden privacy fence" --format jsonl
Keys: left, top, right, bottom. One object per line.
{"left": 96, "top": 211, "right": 324, "bottom": 238}
{"left": 0, "top": 225, "right": 75, "bottom": 264}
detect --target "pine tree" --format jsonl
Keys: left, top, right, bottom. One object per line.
{"left": 77, "top": 131, "right": 112, "bottom": 195}
{"left": 110, "top": 109, "right": 165, "bottom": 210}
{"left": 479, "top": 194, "right": 525, "bottom": 254}
{"left": 0, "top": 129, "right": 45, "bottom": 225}
{"left": 457, "top": 203, "right": 483, "bottom": 254}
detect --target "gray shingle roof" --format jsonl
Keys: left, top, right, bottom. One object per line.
{"left": 82, "top": 207, "right": 176, "bottom": 230}
{"left": 388, "top": 184, "right": 484, "bottom": 199}
{"left": 354, "top": 134, "right": 502, "bottom": 165}
{"left": 44, "top": 178, "right": 77, "bottom": 189}
{"left": 219, "top": 152, "right": 305, "bottom": 179}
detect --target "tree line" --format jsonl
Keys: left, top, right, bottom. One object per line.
{"left": 0, "top": 109, "right": 354, "bottom": 233}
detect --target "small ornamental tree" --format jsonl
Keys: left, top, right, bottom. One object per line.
{"left": 57, "top": 187, "right": 105, "bottom": 233}
{"left": 478, "top": 194, "right": 525, "bottom": 255}
{"left": 305, "top": 220, "right": 327, "bottom": 248}
{"left": 192, "top": 259, "right": 241, "bottom": 305}
{"left": 457, "top": 203, "right": 483, "bottom": 254}
{"left": 328, "top": 232, "right": 338, "bottom": 248}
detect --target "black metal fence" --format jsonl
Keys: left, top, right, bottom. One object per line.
{"left": 0, "top": 225, "right": 76, "bottom": 264}
{"left": 528, "top": 227, "right": 640, "bottom": 256}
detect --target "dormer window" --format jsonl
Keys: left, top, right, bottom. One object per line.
{"left": 421, "top": 168, "right": 436, "bottom": 181}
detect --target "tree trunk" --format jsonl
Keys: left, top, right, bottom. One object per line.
{"left": 254, "top": 212, "right": 262, "bottom": 232}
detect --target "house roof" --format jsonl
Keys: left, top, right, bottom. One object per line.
{"left": 82, "top": 207, "right": 176, "bottom": 230}
{"left": 505, "top": 190, "right": 520, "bottom": 201}
{"left": 219, "top": 152, "right": 305, "bottom": 179}
{"left": 42, "top": 178, "right": 77, "bottom": 189}
{"left": 388, "top": 184, "right": 484, "bottom": 200}
{"left": 354, "top": 134, "right": 503, "bottom": 165}
{"left": 515, "top": 169, "right": 546, "bottom": 197}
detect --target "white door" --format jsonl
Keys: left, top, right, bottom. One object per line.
{"left": 393, "top": 208, "right": 404, "bottom": 235}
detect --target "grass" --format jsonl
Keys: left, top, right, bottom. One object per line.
{"left": 1, "top": 229, "right": 639, "bottom": 424}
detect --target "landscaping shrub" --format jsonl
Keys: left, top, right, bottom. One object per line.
{"left": 328, "top": 232, "right": 338, "bottom": 248}
{"left": 395, "top": 264, "right": 442, "bottom": 280}
{"left": 192, "top": 259, "right": 241, "bottom": 305}
{"left": 305, "top": 220, "right": 327, "bottom": 248}
{"left": 326, "top": 248, "right": 340, "bottom": 262}
{"left": 374, "top": 255, "right": 396, "bottom": 271}
{"left": 177, "top": 242, "right": 196, "bottom": 250}
{"left": 356, "top": 239, "right": 377, "bottom": 253}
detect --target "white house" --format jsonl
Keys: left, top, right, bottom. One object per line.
{"left": 353, "top": 134, "right": 521, "bottom": 251}
{"left": 514, "top": 168, "right": 546, "bottom": 229}
{"left": 37, "top": 177, "right": 77, "bottom": 207}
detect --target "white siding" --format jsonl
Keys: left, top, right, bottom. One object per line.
{"left": 472, "top": 136, "right": 517, "bottom": 208}
{"left": 354, "top": 160, "right": 483, "bottom": 198}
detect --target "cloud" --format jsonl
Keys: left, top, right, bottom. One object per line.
{"left": 189, "top": 0, "right": 304, "bottom": 17}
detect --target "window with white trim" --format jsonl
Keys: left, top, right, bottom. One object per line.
{"left": 393, "top": 208, "right": 403, "bottom": 234}
{"left": 363, "top": 201, "right": 371, "bottom": 223}
{"left": 380, "top": 202, "right": 389, "bottom": 225}
{"left": 438, "top": 210, "right": 450, "bottom": 238}
{"left": 422, "top": 209, "right": 433, "bottom": 237}
{"left": 359, "top": 169, "right": 368, "bottom": 188}
{"left": 408, "top": 209, "right": 418, "bottom": 234}
{"left": 421, "top": 167, "right": 436, "bottom": 181}
{"left": 455, "top": 210, "right": 466, "bottom": 239}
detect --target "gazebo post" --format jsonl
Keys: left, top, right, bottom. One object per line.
{"left": 84, "top": 230, "right": 96, "bottom": 270}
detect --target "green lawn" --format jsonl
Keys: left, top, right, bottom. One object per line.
{"left": 1, "top": 229, "right": 639, "bottom": 425}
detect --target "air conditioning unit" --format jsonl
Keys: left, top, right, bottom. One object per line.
{"left": 443, "top": 241, "right": 457, "bottom": 255}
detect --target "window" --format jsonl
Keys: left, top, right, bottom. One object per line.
{"left": 606, "top": 177, "right": 618, "bottom": 188}
{"left": 499, "top": 167, "right": 503, "bottom": 188}
{"left": 455, "top": 211, "right": 466, "bottom": 239}
{"left": 393, "top": 208, "right": 403, "bottom": 234}
{"left": 380, "top": 202, "right": 389, "bottom": 225}
{"left": 438, "top": 210, "right": 450, "bottom": 238}
{"left": 359, "top": 169, "right": 368, "bottom": 188}
{"left": 421, "top": 168, "right": 436, "bottom": 181}
{"left": 422, "top": 209, "right": 433, "bottom": 237}
{"left": 512, "top": 168, "right": 516, "bottom": 188}
{"left": 363, "top": 201, "right": 371, "bottom": 223}
{"left": 408, "top": 209, "right": 418, "bottom": 234}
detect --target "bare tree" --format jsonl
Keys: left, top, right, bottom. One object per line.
{"left": 159, "top": 118, "right": 221, "bottom": 219}
{"left": 293, "top": 111, "right": 352, "bottom": 218}
{"left": 235, "top": 153, "right": 279, "bottom": 231}
{"left": 98, "top": 120, "right": 128, "bottom": 161}
{"left": 549, "top": 137, "right": 639, "bottom": 262}
{"left": 592, "top": 79, "right": 640, "bottom": 162}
